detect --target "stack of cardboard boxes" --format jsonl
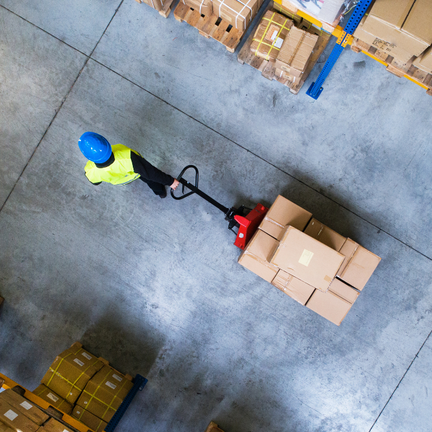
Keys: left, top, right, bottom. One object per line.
{"left": 354, "top": 0, "right": 432, "bottom": 71}
{"left": 251, "top": 11, "right": 319, "bottom": 83}
{"left": 181, "top": 0, "right": 265, "bottom": 30}
{"left": 239, "top": 195, "right": 381, "bottom": 325}
{"left": 28, "top": 342, "right": 133, "bottom": 432}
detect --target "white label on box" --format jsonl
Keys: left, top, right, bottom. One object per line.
{"left": 47, "top": 393, "right": 59, "bottom": 402}
{"left": 73, "top": 358, "right": 84, "bottom": 367}
{"left": 299, "top": 249, "right": 314, "bottom": 267}
{"left": 4, "top": 410, "right": 18, "bottom": 421}
{"left": 112, "top": 373, "right": 123, "bottom": 382}
{"left": 20, "top": 401, "right": 33, "bottom": 410}
{"left": 271, "top": 30, "right": 278, "bottom": 41}
{"left": 105, "top": 381, "right": 117, "bottom": 390}
{"left": 274, "top": 37, "right": 284, "bottom": 49}
{"left": 81, "top": 352, "right": 92, "bottom": 360}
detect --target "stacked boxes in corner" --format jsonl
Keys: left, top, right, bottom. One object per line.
{"left": 238, "top": 195, "right": 381, "bottom": 325}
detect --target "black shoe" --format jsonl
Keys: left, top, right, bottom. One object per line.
{"left": 158, "top": 189, "right": 167, "bottom": 199}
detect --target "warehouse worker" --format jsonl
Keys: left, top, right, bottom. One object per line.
{"left": 78, "top": 132, "right": 179, "bottom": 198}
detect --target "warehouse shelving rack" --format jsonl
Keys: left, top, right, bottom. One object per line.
{"left": 0, "top": 372, "right": 147, "bottom": 432}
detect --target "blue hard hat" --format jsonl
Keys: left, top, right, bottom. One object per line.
{"left": 78, "top": 132, "right": 112, "bottom": 163}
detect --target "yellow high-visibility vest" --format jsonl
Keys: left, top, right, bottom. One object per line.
{"left": 85, "top": 144, "right": 141, "bottom": 186}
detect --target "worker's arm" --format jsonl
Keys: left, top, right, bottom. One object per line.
{"left": 85, "top": 171, "right": 101, "bottom": 185}
{"left": 130, "top": 152, "right": 176, "bottom": 187}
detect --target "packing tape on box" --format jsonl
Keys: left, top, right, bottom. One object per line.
{"left": 262, "top": 215, "right": 285, "bottom": 228}
{"left": 217, "top": 0, "right": 253, "bottom": 30}
{"left": 241, "top": 250, "right": 279, "bottom": 270}
{"left": 81, "top": 370, "right": 131, "bottom": 420}
{"left": 74, "top": 406, "right": 105, "bottom": 432}
{"left": 254, "top": 13, "right": 292, "bottom": 60}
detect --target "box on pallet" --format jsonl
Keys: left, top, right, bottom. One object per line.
{"left": 275, "top": 26, "right": 318, "bottom": 78}
{"left": 41, "top": 342, "right": 104, "bottom": 404}
{"left": 0, "top": 399, "right": 39, "bottom": 432}
{"left": 0, "top": 422, "right": 14, "bottom": 432}
{"left": 138, "top": 0, "right": 165, "bottom": 12}
{"left": 76, "top": 365, "right": 133, "bottom": 423}
{"left": 355, "top": 0, "right": 432, "bottom": 60}
{"left": 413, "top": 46, "right": 432, "bottom": 73}
{"left": 238, "top": 230, "right": 279, "bottom": 282}
{"left": 32, "top": 385, "right": 73, "bottom": 415}
{"left": 271, "top": 226, "right": 345, "bottom": 292}
{"left": 306, "top": 278, "right": 359, "bottom": 325}
{"left": 73, "top": 406, "right": 107, "bottom": 432}
{"left": 272, "top": 270, "right": 315, "bottom": 305}
{"left": 0, "top": 389, "right": 49, "bottom": 426}
{"left": 213, "top": 0, "right": 261, "bottom": 30}
{"left": 182, "top": 0, "right": 213, "bottom": 16}
{"left": 303, "top": 218, "right": 346, "bottom": 251}
{"left": 251, "top": 11, "right": 294, "bottom": 60}
{"left": 259, "top": 195, "right": 312, "bottom": 241}
{"left": 38, "top": 418, "right": 74, "bottom": 432}
{"left": 337, "top": 239, "right": 381, "bottom": 291}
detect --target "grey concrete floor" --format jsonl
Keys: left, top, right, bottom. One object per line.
{"left": 0, "top": 1, "right": 431, "bottom": 431}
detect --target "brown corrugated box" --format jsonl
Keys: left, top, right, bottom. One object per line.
{"left": 413, "top": 46, "right": 432, "bottom": 73}
{"left": 0, "top": 399, "right": 39, "bottom": 432}
{"left": 72, "top": 406, "right": 107, "bottom": 432}
{"left": 41, "top": 342, "right": 104, "bottom": 404}
{"left": 38, "top": 418, "right": 74, "bottom": 432}
{"left": 76, "top": 366, "right": 133, "bottom": 423}
{"left": 275, "top": 26, "right": 318, "bottom": 78}
{"left": 213, "top": 0, "right": 260, "bottom": 30}
{"left": 0, "top": 422, "right": 15, "bottom": 432}
{"left": 338, "top": 239, "right": 381, "bottom": 291}
{"left": 303, "top": 218, "right": 346, "bottom": 252}
{"left": 0, "top": 389, "right": 49, "bottom": 426}
{"left": 271, "top": 226, "right": 345, "bottom": 292}
{"left": 182, "top": 0, "right": 213, "bottom": 16}
{"left": 238, "top": 230, "right": 279, "bottom": 282}
{"left": 271, "top": 270, "right": 315, "bottom": 305}
{"left": 359, "top": 0, "right": 430, "bottom": 58}
{"left": 251, "top": 11, "right": 294, "bottom": 60}
{"left": 139, "top": 0, "right": 164, "bottom": 12}
{"left": 32, "top": 385, "right": 73, "bottom": 415}
{"left": 205, "top": 421, "right": 225, "bottom": 432}
{"left": 259, "top": 195, "right": 312, "bottom": 241}
{"left": 328, "top": 278, "right": 359, "bottom": 304}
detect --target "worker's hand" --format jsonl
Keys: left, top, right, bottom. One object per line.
{"left": 170, "top": 179, "right": 180, "bottom": 190}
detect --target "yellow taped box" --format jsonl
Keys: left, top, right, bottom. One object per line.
{"left": 38, "top": 418, "right": 74, "bottom": 432}
{"left": 0, "top": 399, "right": 39, "bottom": 432}
{"left": 32, "top": 385, "right": 73, "bottom": 415}
{"left": 213, "top": 0, "right": 262, "bottom": 31}
{"left": 182, "top": 0, "right": 212, "bottom": 16}
{"left": 72, "top": 406, "right": 107, "bottom": 432}
{"left": 251, "top": 11, "right": 294, "bottom": 60}
{"left": 41, "top": 342, "right": 104, "bottom": 404}
{"left": 76, "top": 366, "right": 133, "bottom": 423}
{"left": 0, "top": 389, "right": 49, "bottom": 425}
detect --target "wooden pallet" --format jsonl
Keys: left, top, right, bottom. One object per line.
{"left": 135, "top": 0, "right": 176, "bottom": 18}
{"left": 351, "top": 38, "right": 432, "bottom": 96}
{"left": 237, "top": 4, "right": 331, "bottom": 94}
{"left": 174, "top": 2, "right": 244, "bottom": 53}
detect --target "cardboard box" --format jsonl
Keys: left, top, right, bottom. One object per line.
{"left": 303, "top": 218, "right": 346, "bottom": 252}
{"left": 271, "top": 226, "right": 345, "bottom": 292}
{"left": 0, "top": 389, "right": 49, "bottom": 426}
{"left": 402, "top": 0, "right": 432, "bottom": 47}
{"left": 32, "top": 385, "right": 73, "bottom": 415}
{"left": 238, "top": 230, "right": 279, "bottom": 283}
{"left": 328, "top": 278, "right": 359, "bottom": 304}
{"left": 251, "top": 11, "right": 294, "bottom": 60}
{"left": 337, "top": 239, "right": 381, "bottom": 291}
{"left": 259, "top": 195, "right": 312, "bottom": 241}
{"left": 76, "top": 366, "right": 133, "bottom": 423}
{"left": 360, "top": 0, "right": 429, "bottom": 58}
{"left": 0, "top": 422, "right": 15, "bottom": 432}
{"left": 413, "top": 45, "right": 432, "bottom": 73}
{"left": 271, "top": 270, "right": 315, "bottom": 305}
{"left": 212, "top": 0, "right": 260, "bottom": 30}
{"left": 306, "top": 289, "right": 353, "bottom": 326}
{"left": 182, "top": 0, "right": 212, "bottom": 16}
{"left": 205, "top": 421, "right": 224, "bottom": 432}
{"left": 139, "top": 0, "right": 164, "bottom": 12}
{"left": 72, "top": 406, "right": 107, "bottom": 432}
{"left": 275, "top": 26, "right": 318, "bottom": 78}
{"left": 41, "top": 342, "right": 104, "bottom": 404}
{"left": 0, "top": 399, "right": 39, "bottom": 432}
{"left": 38, "top": 418, "right": 74, "bottom": 432}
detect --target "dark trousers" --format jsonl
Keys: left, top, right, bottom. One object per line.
{"left": 139, "top": 177, "right": 166, "bottom": 196}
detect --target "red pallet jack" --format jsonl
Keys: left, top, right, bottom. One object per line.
{"left": 171, "top": 165, "right": 268, "bottom": 249}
